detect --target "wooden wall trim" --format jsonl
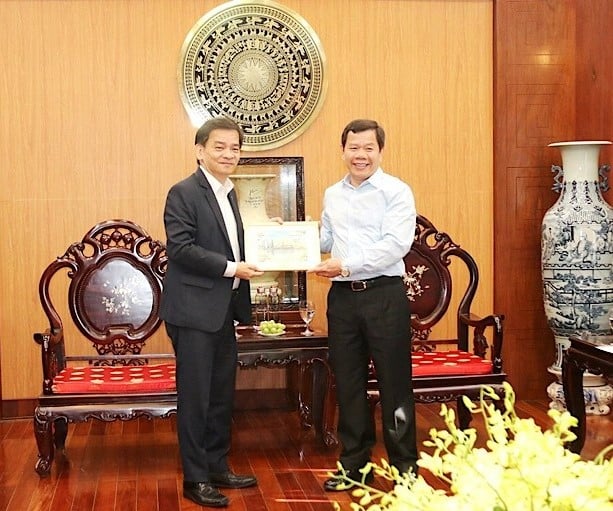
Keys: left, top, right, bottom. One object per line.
{"left": 1, "top": 399, "right": 37, "bottom": 420}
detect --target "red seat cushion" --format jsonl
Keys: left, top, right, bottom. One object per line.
{"left": 52, "top": 363, "right": 176, "bottom": 394}
{"left": 412, "top": 350, "right": 492, "bottom": 376}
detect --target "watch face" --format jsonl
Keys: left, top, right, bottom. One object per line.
{"left": 341, "top": 268, "right": 349, "bottom": 278}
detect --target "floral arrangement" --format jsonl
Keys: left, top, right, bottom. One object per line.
{"left": 336, "top": 383, "right": 613, "bottom": 511}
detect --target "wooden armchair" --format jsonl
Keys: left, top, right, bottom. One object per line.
{"left": 325, "top": 215, "right": 506, "bottom": 436}
{"left": 33, "top": 220, "right": 176, "bottom": 476}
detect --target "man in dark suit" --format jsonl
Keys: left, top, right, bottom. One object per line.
{"left": 160, "top": 117, "right": 263, "bottom": 508}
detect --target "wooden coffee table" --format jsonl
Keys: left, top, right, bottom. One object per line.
{"left": 562, "top": 333, "right": 613, "bottom": 453}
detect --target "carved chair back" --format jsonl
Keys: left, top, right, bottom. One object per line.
{"left": 36, "top": 220, "right": 167, "bottom": 393}
{"left": 405, "top": 214, "right": 478, "bottom": 353}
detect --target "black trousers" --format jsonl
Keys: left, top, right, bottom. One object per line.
{"left": 327, "top": 278, "right": 417, "bottom": 472}
{"left": 166, "top": 308, "right": 237, "bottom": 482}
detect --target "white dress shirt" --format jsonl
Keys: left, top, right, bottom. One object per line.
{"left": 320, "top": 168, "right": 416, "bottom": 281}
{"left": 200, "top": 167, "right": 241, "bottom": 289}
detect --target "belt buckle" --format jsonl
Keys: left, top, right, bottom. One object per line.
{"left": 351, "top": 280, "right": 367, "bottom": 292}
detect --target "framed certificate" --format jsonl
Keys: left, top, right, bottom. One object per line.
{"left": 244, "top": 221, "right": 321, "bottom": 271}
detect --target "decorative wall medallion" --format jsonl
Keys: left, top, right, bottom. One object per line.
{"left": 178, "top": 0, "right": 327, "bottom": 151}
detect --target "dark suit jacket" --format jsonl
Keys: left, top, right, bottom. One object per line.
{"left": 160, "top": 169, "right": 252, "bottom": 332}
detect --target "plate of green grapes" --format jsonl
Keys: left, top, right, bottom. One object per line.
{"left": 258, "top": 320, "right": 286, "bottom": 337}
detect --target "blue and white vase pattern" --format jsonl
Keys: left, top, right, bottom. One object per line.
{"left": 541, "top": 141, "right": 613, "bottom": 374}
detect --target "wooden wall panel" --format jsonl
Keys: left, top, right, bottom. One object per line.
{"left": 0, "top": 0, "right": 493, "bottom": 404}
{"left": 576, "top": 0, "right": 613, "bottom": 182}
{"left": 495, "top": 0, "right": 613, "bottom": 400}
{"left": 494, "top": 0, "right": 576, "bottom": 398}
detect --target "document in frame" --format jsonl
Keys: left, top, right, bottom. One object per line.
{"left": 244, "top": 221, "right": 321, "bottom": 271}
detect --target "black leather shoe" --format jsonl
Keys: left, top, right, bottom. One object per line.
{"left": 183, "top": 482, "right": 229, "bottom": 507}
{"left": 209, "top": 471, "right": 257, "bottom": 489}
{"left": 323, "top": 467, "right": 374, "bottom": 492}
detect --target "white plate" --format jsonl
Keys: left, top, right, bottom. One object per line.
{"left": 258, "top": 331, "right": 285, "bottom": 337}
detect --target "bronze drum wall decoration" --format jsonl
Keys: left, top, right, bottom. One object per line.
{"left": 178, "top": 0, "right": 327, "bottom": 151}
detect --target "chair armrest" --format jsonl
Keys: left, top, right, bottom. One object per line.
{"left": 459, "top": 312, "right": 505, "bottom": 373}
{"left": 33, "top": 328, "right": 66, "bottom": 394}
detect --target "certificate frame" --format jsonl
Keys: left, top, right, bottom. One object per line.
{"left": 245, "top": 221, "right": 321, "bottom": 271}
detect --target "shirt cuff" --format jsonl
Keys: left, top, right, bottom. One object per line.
{"left": 343, "top": 255, "right": 361, "bottom": 275}
{"left": 224, "top": 260, "right": 238, "bottom": 278}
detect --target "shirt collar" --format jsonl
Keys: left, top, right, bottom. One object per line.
{"left": 200, "top": 165, "right": 234, "bottom": 195}
{"left": 342, "top": 167, "right": 384, "bottom": 189}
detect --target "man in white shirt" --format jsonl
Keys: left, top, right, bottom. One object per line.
{"left": 313, "top": 119, "right": 418, "bottom": 491}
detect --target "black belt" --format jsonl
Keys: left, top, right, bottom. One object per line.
{"left": 332, "top": 275, "right": 401, "bottom": 292}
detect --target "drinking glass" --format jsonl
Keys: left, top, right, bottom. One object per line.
{"left": 299, "top": 300, "right": 315, "bottom": 336}
{"left": 254, "top": 287, "right": 268, "bottom": 330}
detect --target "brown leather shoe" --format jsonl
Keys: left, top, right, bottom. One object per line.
{"left": 323, "top": 467, "right": 373, "bottom": 492}
{"left": 209, "top": 471, "right": 257, "bottom": 489}
{"left": 183, "top": 482, "right": 229, "bottom": 507}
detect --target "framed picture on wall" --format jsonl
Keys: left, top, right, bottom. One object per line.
{"left": 235, "top": 157, "right": 307, "bottom": 306}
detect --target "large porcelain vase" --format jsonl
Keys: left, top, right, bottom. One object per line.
{"left": 541, "top": 141, "right": 613, "bottom": 414}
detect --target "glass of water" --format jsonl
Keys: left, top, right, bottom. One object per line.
{"left": 299, "top": 300, "right": 315, "bottom": 336}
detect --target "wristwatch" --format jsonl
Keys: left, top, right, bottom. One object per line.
{"left": 340, "top": 266, "right": 350, "bottom": 278}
